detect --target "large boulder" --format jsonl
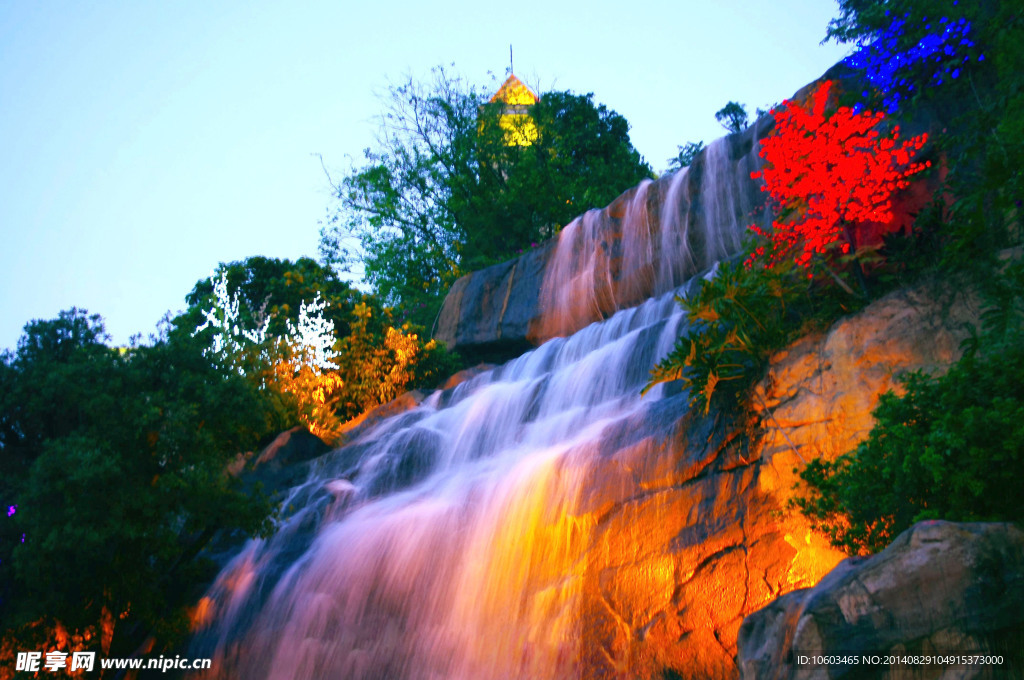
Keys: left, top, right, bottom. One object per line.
{"left": 737, "top": 521, "right": 1024, "bottom": 680}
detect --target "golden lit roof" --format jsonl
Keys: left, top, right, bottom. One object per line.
{"left": 489, "top": 74, "right": 539, "bottom": 106}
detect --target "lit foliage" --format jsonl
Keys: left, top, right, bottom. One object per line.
{"left": 194, "top": 270, "right": 272, "bottom": 374}
{"left": 843, "top": 14, "right": 979, "bottom": 113}
{"left": 193, "top": 272, "right": 454, "bottom": 441}
{"left": 271, "top": 297, "right": 347, "bottom": 444}
{"left": 195, "top": 273, "right": 346, "bottom": 443}
{"left": 333, "top": 303, "right": 442, "bottom": 416}
{"left": 273, "top": 362, "right": 345, "bottom": 444}
{"left": 747, "top": 80, "right": 930, "bottom": 270}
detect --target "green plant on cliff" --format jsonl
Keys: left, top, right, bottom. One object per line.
{"left": 644, "top": 260, "right": 798, "bottom": 413}
{"left": 643, "top": 257, "right": 859, "bottom": 414}
{"left": 666, "top": 140, "right": 704, "bottom": 172}
{"left": 319, "top": 66, "right": 653, "bottom": 327}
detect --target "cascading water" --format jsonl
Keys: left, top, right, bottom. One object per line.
{"left": 536, "top": 132, "right": 764, "bottom": 341}
{"left": 193, "top": 288, "right": 696, "bottom": 679}
{"left": 192, "top": 132, "right": 768, "bottom": 680}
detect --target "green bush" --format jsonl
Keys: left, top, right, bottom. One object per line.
{"left": 0, "top": 310, "right": 281, "bottom": 652}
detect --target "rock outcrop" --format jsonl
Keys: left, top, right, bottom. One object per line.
{"left": 750, "top": 283, "right": 979, "bottom": 513}
{"left": 737, "top": 521, "right": 1024, "bottom": 680}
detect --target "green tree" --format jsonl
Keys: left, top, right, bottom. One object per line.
{"left": 320, "top": 66, "right": 653, "bottom": 326}
{"left": 667, "top": 140, "right": 704, "bottom": 172}
{"left": 0, "top": 310, "right": 281, "bottom": 656}
{"left": 714, "top": 101, "right": 749, "bottom": 134}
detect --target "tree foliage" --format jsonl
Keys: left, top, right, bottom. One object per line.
{"left": 645, "top": 261, "right": 804, "bottom": 413}
{"left": 332, "top": 302, "right": 452, "bottom": 418}
{"left": 182, "top": 256, "right": 360, "bottom": 341}
{"left": 714, "top": 101, "right": 749, "bottom": 134}
{"left": 320, "top": 67, "right": 653, "bottom": 326}
{"left": 666, "top": 140, "right": 705, "bottom": 172}
{"left": 0, "top": 310, "right": 281, "bottom": 654}
{"left": 825, "top": 0, "right": 1022, "bottom": 273}
{"left": 184, "top": 257, "right": 458, "bottom": 436}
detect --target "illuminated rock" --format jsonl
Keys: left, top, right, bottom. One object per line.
{"left": 737, "top": 521, "right": 1024, "bottom": 680}
{"left": 569, "top": 282, "right": 977, "bottom": 679}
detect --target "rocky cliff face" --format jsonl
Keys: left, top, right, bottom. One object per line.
{"left": 566, "top": 282, "right": 977, "bottom": 679}
{"left": 433, "top": 118, "right": 770, "bottom": 359}
{"left": 737, "top": 521, "right": 1024, "bottom": 680}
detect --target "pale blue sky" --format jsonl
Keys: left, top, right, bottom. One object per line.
{"left": 0, "top": 1, "right": 851, "bottom": 351}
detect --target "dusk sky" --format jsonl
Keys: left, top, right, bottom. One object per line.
{"left": 0, "top": 1, "right": 851, "bottom": 352}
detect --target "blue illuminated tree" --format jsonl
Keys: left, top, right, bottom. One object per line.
{"left": 842, "top": 12, "right": 982, "bottom": 112}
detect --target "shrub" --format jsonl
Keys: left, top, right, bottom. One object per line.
{"left": 644, "top": 258, "right": 857, "bottom": 413}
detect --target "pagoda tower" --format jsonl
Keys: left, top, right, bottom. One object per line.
{"left": 488, "top": 74, "right": 539, "bottom": 146}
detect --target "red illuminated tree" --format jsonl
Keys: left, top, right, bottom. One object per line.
{"left": 747, "top": 80, "right": 930, "bottom": 274}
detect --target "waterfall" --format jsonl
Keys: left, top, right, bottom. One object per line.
{"left": 192, "top": 287, "right": 697, "bottom": 680}
{"left": 192, "top": 129, "right": 768, "bottom": 680}
{"left": 536, "top": 132, "right": 762, "bottom": 341}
